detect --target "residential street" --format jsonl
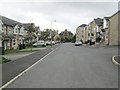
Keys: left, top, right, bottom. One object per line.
{"left": 2, "top": 44, "right": 59, "bottom": 86}
{"left": 5, "top": 43, "right": 118, "bottom": 88}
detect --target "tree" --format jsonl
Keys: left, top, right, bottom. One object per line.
{"left": 71, "top": 34, "right": 76, "bottom": 43}
{"left": 39, "top": 29, "right": 58, "bottom": 41}
{"left": 26, "top": 23, "right": 36, "bottom": 51}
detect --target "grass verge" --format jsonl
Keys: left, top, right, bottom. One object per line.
{"left": 5, "top": 50, "right": 39, "bottom": 55}
{"left": 0, "top": 57, "right": 11, "bottom": 64}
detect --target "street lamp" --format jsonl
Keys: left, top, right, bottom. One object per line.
{"left": 50, "top": 20, "right": 56, "bottom": 47}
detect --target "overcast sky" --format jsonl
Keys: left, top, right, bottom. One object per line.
{"left": 0, "top": 0, "right": 119, "bottom": 33}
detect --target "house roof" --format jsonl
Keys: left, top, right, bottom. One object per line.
{"left": 79, "top": 24, "right": 87, "bottom": 27}
{"left": 77, "top": 24, "right": 87, "bottom": 29}
{"left": 94, "top": 18, "right": 103, "bottom": 26}
{"left": 0, "top": 15, "right": 22, "bottom": 27}
{"left": 104, "top": 17, "right": 110, "bottom": 19}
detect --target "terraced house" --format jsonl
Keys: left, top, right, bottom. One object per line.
{"left": 76, "top": 24, "right": 87, "bottom": 43}
{"left": 103, "top": 17, "right": 110, "bottom": 45}
{"left": 0, "top": 16, "right": 27, "bottom": 50}
{"left": 109, "top": 10, "right": 120, "bottom": 45}
{"left": 76, "top": 18, "right": 103, "bottom": 45}
{"left": 0, "top": 16, "right": 41, "bottom": 52}
{"left": 76, "top": 10, "right": 119, "bottom": 46}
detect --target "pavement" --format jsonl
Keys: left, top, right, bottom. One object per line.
{"left": 20, "top": 47, "right": 47, "bottom": 51}
{"left": 3, "top": 43, "right": 118, "bottom": 88}
{"left": 2, "top": 47, "right": 47, "bottom": 61}
{"left": 2, "top": 44, "right": 60, "bottom": 86}
{"left": 2, "top": 52, "right": 35, "bottom": 61}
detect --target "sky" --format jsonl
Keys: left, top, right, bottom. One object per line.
{"left": 0, "top": 0, "right": 119, "bottom": 34}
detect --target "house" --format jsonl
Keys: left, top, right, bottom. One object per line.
{"left": 1, "top": 16, "right": 16, "bottom": 50}
{"left": 0, "top": 16, "right": 27, "bottom": 50}
{"left": 76, "top": 18, "right": 103, "bottom": 45}
{"left": 76, "top": 24, "right": 87, "bottom": 43}
{"left": 86, "top": 18, "right": 103, "bottom": 45}
{"left": 109, "top": 11, "right": 120, "bottom": 45}
{"left": 59, "top": 29, "right": 73, "bottom": 42}
{"left": 93, "top": 18, "right": 103, "bottom": 44}
{"left": 103, "top": 17, "right": 110, "bottom": 45}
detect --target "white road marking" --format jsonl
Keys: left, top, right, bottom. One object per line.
{"left": 0, "top": 46, "right": 59, "bottom": 90}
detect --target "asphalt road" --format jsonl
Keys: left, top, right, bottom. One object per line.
{"left": 2, "top": 44, "right": 59, "bottom": 86}
{"left": 5, "top": 43, "right": 118, "bottom": 88}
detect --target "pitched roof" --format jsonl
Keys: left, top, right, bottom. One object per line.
{"left": 94, "top": 18, "right": 103, "bottom": 26}
{"left": 104, "top": 17, "right": 110, "bottom": 20}
{"left": 79, "top": 24, "right": 87, "bottom": 27}
{"left": 0, "top": 15, "right": 22, "bottom": 27}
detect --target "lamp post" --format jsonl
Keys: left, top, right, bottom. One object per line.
{"left": 50, "top": 20, "right": 56, "bottom": 47}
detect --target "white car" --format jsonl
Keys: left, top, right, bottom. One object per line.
{"left": 33, "top": 40, "right": 46, "bottom": 47}
{"left": 52, "top": 41, "right": 55, "bottom": 45}
{"left": 75, "top": 41, "right": 82, "bottom": 46}
{"left": 45, "top": 41, "right": 51, "bottom": 45}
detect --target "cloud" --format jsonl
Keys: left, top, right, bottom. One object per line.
{"left": 0, "top": 2, "right": 118, "bottom": 33}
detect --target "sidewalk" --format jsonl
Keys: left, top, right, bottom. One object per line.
{"left": 3, "top": 52, "right": 35, "bottom": 61}
{"left": 20, "top": 47, "right": 46, "bottom": 51}
{"left": 2, "top": 47, "right": 47, "bottom": 61}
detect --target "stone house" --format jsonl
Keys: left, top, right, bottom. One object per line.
{"left": 93, "top": 18, "right": 103, "bottom": 44}
{"left": 76, "top": 24, "right": 87, "bottom": 43}
{"left": 0, "top": 16, "right": 27, "bottom": 50}
{"left": 103, "top": 17, "right": 110, "bottom": 45}
{"left": 109, "top": 11, "right": 120, "bottom": 45}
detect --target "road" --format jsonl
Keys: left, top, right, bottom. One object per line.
{"left": 5, "top": 43, "right": 118, "bottom": 88}
{"left": 2, "top": 44, "right": 59, "bottom": 86}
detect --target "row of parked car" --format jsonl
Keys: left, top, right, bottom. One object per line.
{"left": 33, "top": 40, "right": 57, "bottom": 47}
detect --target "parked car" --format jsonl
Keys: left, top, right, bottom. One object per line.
{"left": 75, "top": 41, "right": 82, "bottom": 46}
{"left": 33, "top": 40, "right": 46, "bottom": 47}
{"left": 45, "top": 41, "right": 51, "bottom": 45}
{"left": 52, "top": 41, "right": 55, "bottom": 45}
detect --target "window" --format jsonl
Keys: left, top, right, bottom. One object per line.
{"left": 13, "top": 39, "right": 16, "bottom": 45}
{"left": 91, "top": 33, "right": 94, "bottom": 36}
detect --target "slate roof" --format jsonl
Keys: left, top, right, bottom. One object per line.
{"left": 94, "top": 18, "right": 103, "bottom": 26}
{"left": 79, "top": 24, "right": 87, "bottom": 27}
{"left": 0, "top": 15, "right": 22, "bottom": 27}
{"left": 104, "top": 17, "right": 110, "bottom": 20}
